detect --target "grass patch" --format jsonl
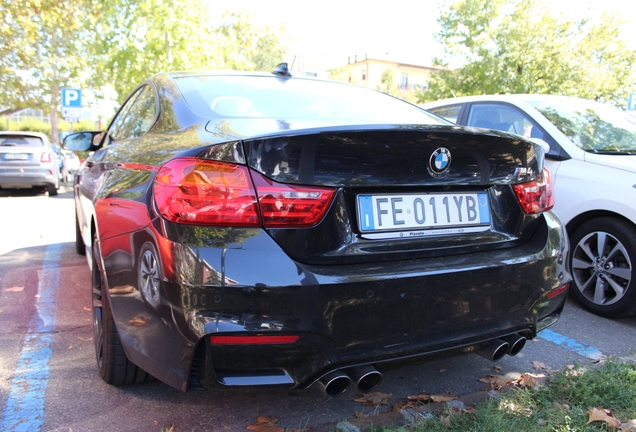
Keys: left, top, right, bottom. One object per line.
{"left": 404, "top": 359, "right": 636, "bottom": 431}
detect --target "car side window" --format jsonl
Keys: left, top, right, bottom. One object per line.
{"left": 467, "top": 103, "right": 545, "bottom": 139}
{"left": 112, "top": 85, "right": 158, "bottom": 141}
{"left": 105, "top": 85, "right": 157, "bottom": 146}
{"left": 427, "top": 104, "right": 462, "bottom": 124}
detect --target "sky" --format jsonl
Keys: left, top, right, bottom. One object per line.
{"left": 208, "top": 0, "right": 636, "bottom": 73}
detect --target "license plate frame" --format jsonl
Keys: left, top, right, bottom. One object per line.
{"left": 3, "top": 153, "right": 29, "bottom": 160}
{"left": 357, "top": 192, "right": 491, "bottom": 239}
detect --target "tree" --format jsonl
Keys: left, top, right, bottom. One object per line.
{"left": 92, "top": 2, "right": 288, "bottom": 100}
{"left": 0, "top": 0, "right": 98, "bottom": 143}
{"left": 419, "top": 0, "right": 636, "bottom": 108}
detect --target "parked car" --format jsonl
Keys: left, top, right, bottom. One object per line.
{"left": 61, "top": 150, "right": 81, "bottom": 182}
{"left": 0, "top": 131, "right": 60, "bottom": 195}
{"left": 63, "top": 69, "right": 570, "bottom": 396}
{"left": 422, "top": 94, "right": 636, "bottom": 318}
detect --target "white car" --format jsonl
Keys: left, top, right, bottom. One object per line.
{"left": 0, "top": 131, "right": 60, "bottom": 195}
{"left": 422, "top": 94, "right": 636, "bottom": 318}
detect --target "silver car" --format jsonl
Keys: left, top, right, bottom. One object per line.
{"left": 0, "top": 131, "right": 60, "bottom": 196}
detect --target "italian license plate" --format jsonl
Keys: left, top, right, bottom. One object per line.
{"left": 357, "top": 192, "right": 491, "bottom": 239}
{"left": 4, "top": 153, "right": 29, "bottom": 160}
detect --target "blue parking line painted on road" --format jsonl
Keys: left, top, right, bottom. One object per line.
{"left": 539, "top": 328, "right": 604, "bottom": 360}
{"left": 1, "top": 243, "right": 62, "bottom": 432}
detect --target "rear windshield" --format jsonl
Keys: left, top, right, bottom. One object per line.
{"left": 0, "top": 135, "right": 44, "bottom": 147}
{"left": 175, "top": 75, "right": 448, "bottom": 125}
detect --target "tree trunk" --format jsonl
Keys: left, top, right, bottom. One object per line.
{"left": 51, "top": 82, "right": 60, "bottom": 145}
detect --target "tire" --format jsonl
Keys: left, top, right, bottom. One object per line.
{"left": 47, "top": 183, "right": 58, "bottom": 196}
{"left": 92, "top": 236, "right": 152, "bottom": 385}
{"left": 570, "top": 217, "right": 636, "bottom": 318}
{"left": 75, "top": 212, "right": 86, "bottom": 256}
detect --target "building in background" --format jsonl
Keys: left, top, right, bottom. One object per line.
{"left": 342, "top": 54, "right": 443, "bottom": 102}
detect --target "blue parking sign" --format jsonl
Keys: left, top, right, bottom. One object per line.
{"left": 629, "top": 93, "right": 636, "bottom": 111}
{"left": 62, "top": 88, "right": 82, "bottom": 107}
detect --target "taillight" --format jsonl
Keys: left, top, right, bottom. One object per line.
{"left": 41, "top": 152, "right": 52, "bottom": 163}
{"left": 251, "top": 170, "right": 336, "bottom": 228}
{"left": 154, "top": 158, "right": 260, "bottom": 226}
{"left": 512, "top": 167, "right": 554, "bottom": 214}
{"left": 154, "top": 158, "right": 336, "bottom": 228}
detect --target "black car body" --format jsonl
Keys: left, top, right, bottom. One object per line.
{"left": 64, "top": 70, "right": 570, "bottom": 395}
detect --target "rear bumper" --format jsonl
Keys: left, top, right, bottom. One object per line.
{"left": 0, "top": 168, "right": 57, "bottom": 188}
{"left": 102, "top": 210, "right": 570, "bottom": 392}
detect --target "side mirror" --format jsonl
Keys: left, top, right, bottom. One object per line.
{"left": 63, "top": 131, "right": 103, "bottom": 152}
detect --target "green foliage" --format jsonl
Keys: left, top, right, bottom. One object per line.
{"left": 92, "top": 2, "right": 288, "bottom": 99}
{"left": 421, "top": 0, "right": 636, "bottom": 107}
{"left": 2, "top": 117, "right": 52, "bottom": 135}
{"left": 327, "top": 65, "right": 357, "bottom": 84}
{"left": 406, "top": 359, "right": 636, "bottom": 431}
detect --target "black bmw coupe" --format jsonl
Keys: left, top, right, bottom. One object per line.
{"left": 64, "top": 66, "right": 570, "bottom": 396}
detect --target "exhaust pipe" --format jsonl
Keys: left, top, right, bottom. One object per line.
{"left": 314, "top": 371, "right": 351, "bottom": 396}
{"left": 477, "top": 339, "right": 509, "bottom": 361}
{"left": 500, "top": 334, "right": 526, "bottom": 356}
{"left": 345, "top": 365, "right": 383, "bottom": 392}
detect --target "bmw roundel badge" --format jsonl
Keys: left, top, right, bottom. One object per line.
{"left": 429, "top": 147, "right": 452, "bottom": 176}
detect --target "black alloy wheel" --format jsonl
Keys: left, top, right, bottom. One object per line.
{"left": 138, "top": 242, "right": 161, "bottom": 306}
{"left": 570, "top": 217, "right": 636, "bottom": 318}
{"left": 91, "top": 234, "right": 152, "bottom": 385}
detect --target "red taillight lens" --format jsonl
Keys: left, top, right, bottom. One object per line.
{"left": 251, "top": 170, "right": 336, "bottom": 228}
{"left": 209, "top": 335, "right": 299, "bottom": 345}
{"left": 41, "top": 152, "right": 52, "bottom": 163}
{"left": 154, "top": 158, "right": 261, "bottom": 226}
{"left": 512, "top": 167, "right": 554, "bottom": 214}
{"left": 154, "top": 158, "right": 337, "bottom": 228}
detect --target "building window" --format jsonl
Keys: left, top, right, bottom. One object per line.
{"left": 401, "top": 73, "right": 408, "bottom": 90}
{"left": 362, "top": 70, "right": 367, "bottom": 81}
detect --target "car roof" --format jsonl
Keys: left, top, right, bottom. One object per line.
{"left": 421, "top": 94, "right": 591, "bottom": 108}
{"left": 0, "top": 131, "right": 49, "bottom": 140}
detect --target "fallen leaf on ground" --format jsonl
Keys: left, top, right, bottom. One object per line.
{"left": 439, "top": 368, "right": 447, "bottom": 373}
{"left": 479, "top": 374, "right": 510, "bottom": 390}
{"left": 289, "top": 427, "right": 313, "bottom": 432}
{"left": 493, "top": 365, "right": 502, "bottom": 372}
{"left": 407, "top": 392, "right": 457, "bottom": 403}
{"left": 78, "top": 336, "right": 92, "bottom": 341}
{"left": 5, "top": 286, "right": 24, "bottom": 292}
{"left": 109, "top": 285, "right": 135, "bottom": 294}
{"left": 164, "top": 424, "right": 175, "bottom": 432}
{"left": 247, "top": 415, "right": 283, "bottom": 432}
{"left": 533, "top": 361, "right": 549, "bottom": 370}
{"left": 587, "top": 407, "right": 621, "bottom": 430}
{"left": 515, "top": 373, "right": 538, "bottom": 389}
{"left": 354, "top": 411, "right": 369, "bottom": 419}
{"left": 129, "top": 315, "right": 149, "bottom": 327}
{"left": 83, "top": 307, "right": 91, "bottom": 311}
{"left": 621, "top": 419, "right": 636, "bottom": 431}
{"left": 391, "top": 400, "right": 418, "bottom": 411}
{"left": 354, "top": 392, "right": 392, "bottom": 406}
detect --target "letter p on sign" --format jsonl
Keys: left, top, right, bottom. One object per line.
{"left": 629, "top": 93, "right": 636, "bottom": 111}
{"left": 62, "top": 88, "right": 82, "bottom": 107}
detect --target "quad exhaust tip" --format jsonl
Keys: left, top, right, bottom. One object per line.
{"left": 315, "top": 365, "right": 383, "bottom": 396}
{"left": 478, "top": 334, "right": 527, "bottom": 361}
{"left": 346, "top": 365, "right": 383, "bottom": 393}
{"left": 315, "top": 370, "right": 351, "bottom": 396}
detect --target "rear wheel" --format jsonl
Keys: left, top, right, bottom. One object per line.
{"left": 570, "top": 217, "right": 636, "bottom": 318}
{"left": 75, "top": 212, "right": 86, "bottom": 256}
{"left": 92, "top": 236, "right": 152, "bottom": 385}
{"left": 47, "top": 183, "right": 58, "bottom": 196}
